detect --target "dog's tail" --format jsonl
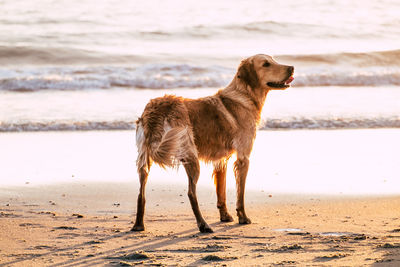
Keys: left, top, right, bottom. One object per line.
{"left": 136, "top": 118, "right": 196, "bottom": 171}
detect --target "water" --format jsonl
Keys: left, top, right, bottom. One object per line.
{"left": 1, "top": 0, "right": 400, "bottom": 131}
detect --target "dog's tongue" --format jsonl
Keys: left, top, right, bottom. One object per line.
{"left": 285, "top": 76, "right": 294, "bottom": 84}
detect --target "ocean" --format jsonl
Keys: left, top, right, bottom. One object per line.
{"left": 1, "top": 0, "right": 400, "bottom": 131}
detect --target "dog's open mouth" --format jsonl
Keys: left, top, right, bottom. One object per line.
{"left": 267, "top": 75, "right": 294, "bottom": 89}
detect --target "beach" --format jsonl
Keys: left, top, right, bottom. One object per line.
{"left": 1, "top": 182, "right": 400, "bottom": 266}
{"left": 1, "top": 129, "right": 400, "bottom": 266}
{"left": 2, "top": 0, "right": 400, "bottom": 265}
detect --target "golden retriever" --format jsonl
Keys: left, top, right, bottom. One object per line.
{"left": 132, "top": 54, "right": 294, "bottom": 233}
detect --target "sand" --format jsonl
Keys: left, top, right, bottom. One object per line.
{"left": 1, "top": 129, "right": 400, "bottom": 266}
{"left": 1, "top": 182, "right": 400, "bottom": 266}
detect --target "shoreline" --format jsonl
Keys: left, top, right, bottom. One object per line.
{"left": 1, "top": 129, "right": 399, "bottom": 195}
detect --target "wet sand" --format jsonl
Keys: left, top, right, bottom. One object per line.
{"left": 1, "top": 183, "right": 400, "bottom": 266}
{"left": 1, "top": 129, "right": 399, "bottom": 194}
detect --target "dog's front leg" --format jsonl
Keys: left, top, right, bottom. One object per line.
{"left": 184, "top": 159, "right": 213, "bottom": 233}
{"left": 234, "top": 157, "right": 252, "bottom": 224}
{"left": 213, "top": 160, "right": 234, "bottom": 222}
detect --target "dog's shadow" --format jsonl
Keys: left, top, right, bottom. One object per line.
{"left": 3, "top": 221, "right": 247, "bottom": 267}
{"left": 67, "top": 222, "right": 245, "bottom": 266}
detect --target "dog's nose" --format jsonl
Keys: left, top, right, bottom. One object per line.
{"left": 288, "top": 66, "right": 294, "bottom": 74}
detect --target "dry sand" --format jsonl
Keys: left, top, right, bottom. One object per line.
{"left": 1, "top": 183, "right": 400, "bottom": 266}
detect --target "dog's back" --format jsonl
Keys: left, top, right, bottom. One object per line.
{"left": 136, "top": 89, "right": 258, "bottom": 170}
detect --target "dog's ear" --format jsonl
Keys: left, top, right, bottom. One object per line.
{"left": 237, "top": 59, "right": 258, "bottom": 88}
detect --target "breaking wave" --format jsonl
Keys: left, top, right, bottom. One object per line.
{"left": 0, "top": 64, "right": 233, "bottom": 91}
{"left": 1, "top": 65, "right": 400, "bottom": 92}
{"left": 293, "top": 68, "right": 400, "bottom": 87}
{"left": 0, "top": 121, "right": 136, "bottom": 132}
{"left": 260, "top": 117, "right": 400, "bottom": 130}
{"left": 1, "top": 116, "right": 399, "bottom": 132}
{"left": 1, "top": 48, "right": 400, "bottom": 91}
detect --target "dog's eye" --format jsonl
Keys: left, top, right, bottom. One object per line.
{"left": 263, "top": 62, "right": 270, "bottom": 67}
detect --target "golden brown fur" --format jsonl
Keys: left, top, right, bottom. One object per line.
{"left": 132, "top": 54, "right": 294, "bottom": 233}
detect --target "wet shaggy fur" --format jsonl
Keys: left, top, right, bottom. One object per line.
{"left": 132, "top": 54, "right": 294, "bottom": 233}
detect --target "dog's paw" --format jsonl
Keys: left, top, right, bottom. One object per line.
{"left": 220, "top": 213, "right": 234, "bottom": 222}
{"left": 199, "top": 223, "right": 213, "bottom": 233}
{"left": 131, "top": 224, "right": 145, "bottom": 231}
{"left": 239, "top": 217, "right": 252, "bottom": 224}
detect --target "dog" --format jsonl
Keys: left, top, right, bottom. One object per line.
{"left": 132, "top": 54, "right": 294, "bottom": 233}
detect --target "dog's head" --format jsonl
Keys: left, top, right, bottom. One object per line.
{"left": 237, "top": 54, "right": 294, "bottom": 90}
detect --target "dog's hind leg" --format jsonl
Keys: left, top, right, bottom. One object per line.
{"left": 234, "top": 156, "right": 252, "bottom": 224}
{"left": 132, "top": 120, "right": 150, "bottom": 231}
{"left": 213, "top": 160, "right": 233, "bottom": 222}
{"left": 131, "top": 165, "right": 149, "bottom": 231}
{"left": 184, "top": 158, "right": 213, "bottom": 233}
